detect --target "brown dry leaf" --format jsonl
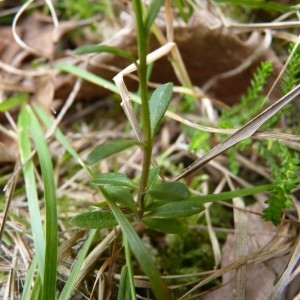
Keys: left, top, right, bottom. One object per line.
{"left": 32, "top": 76, "right": 55, "bottom": 112}
{"left": 0, "top": 27, "right": 21, "bottom": 63}
{"left": 55, "top": 4, "right": 282, "bottom": 105}
{"left": 205, "top": 202, "right": 297, "bottom": 300}
{"left": 0, "top": 134, "right": 18, "bottom": 163}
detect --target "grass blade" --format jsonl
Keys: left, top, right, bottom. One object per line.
{"left": 21, "top": 256, "right": 38, "bottom": 300}
{"left": 144, "top": 0, "right": 164, "bottom": 30}
{"left": 75, "top": 44, "right": 136, "bottom": 62}
{"left": 0, "top": 93, "right": 28, "bottom": 112}
{"left": 58, "top": 230, "right": 97, "bottom": 300}
{"left": 18, "top": 108, "right": 45, "bottom": 277}
{"left": 26, "top": 106, "right": 58, "bottom": 299}
{"left": 32, "top": 104, "right": 90, "bottom": 174}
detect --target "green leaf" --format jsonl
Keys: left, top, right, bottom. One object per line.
{"left": 144, "top": 0, "right": 164, "bottom": 30}
{"left": 87, "top": 139, "right": 140, "bottom": 165}
{"left": 148, "top": 167, "right": 160, "bottom": 188}
{"left": 147, "top": 200, "right": 203, "bottom": 218}
{"left": 142, "top": 218, "right": 187, "bottom": 234}
{"left": 0, "top": 93, "right": 28, "bottom": 111}
{"left": 33, "top": 104, "right": 91, "bottom": 175}
{"left": 148, "top": 181, "right": 189, "bottom": 201}
{"left": 26, "top": 106, "right": 58, "bottom": 300}
{"left": 118, "top": 266, "right": 133, "bottom": 300}
{"left": 101, "top": 187, "right": 173, "bottom": 300}
{"left": 149, "top": 83, "right": 173, "bottom": 136}
{"left": 75, "top": 44, "right": 136, "bottom": 62}
{"left": 101, "top": 186, "right": 137, "bottom": 212}
{"left": 91, "top": 172, "right": 137, "bottom": 188}
{"left": 21, "top": 256, "right": 39, "bottom": 300}
{"left": 54, "top": 63, "right": 141, "bottom": 105}
{"left": 70, "top": 210, "right": 128, "bottom": 229}
{"left": 58, "top": 230, "right": 97, "bottom": 300}
{"left": 18, "top": 108, "right": 45, "bottom": 277}
{"left": 191, "top": 184, "right": 273, "bottom": 204}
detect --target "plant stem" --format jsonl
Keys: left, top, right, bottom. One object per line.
{"left": 133, "top": 0, "right": 153, "bottom": 215}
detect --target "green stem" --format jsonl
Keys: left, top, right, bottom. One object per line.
{"left": 133, "top": 0, "right": 153, "bottom": 214}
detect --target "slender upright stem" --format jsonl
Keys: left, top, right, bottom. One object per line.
{"left": 133, "top": 0, "right": 153, "bottom": 215}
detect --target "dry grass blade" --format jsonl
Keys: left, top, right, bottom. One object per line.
{"left": 172, "top": 84, "right": 300, "bottom": 181}
{"left": 269, "top": 235, "right": 300, "bottom": 299}
{"left": 227, "top": 176, "right": 248, "bottom": 300}
{"left": 179, "top": 235, "right": 294, "bottom": 299}
{"left": 0, "top": 159, "right": 21, "bottom": 241}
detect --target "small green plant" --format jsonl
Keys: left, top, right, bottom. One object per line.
{"left": 65, "top": 1, "right": 275, "bottom": 298}
{"left": 188, "top": 50, "right": 300, "bottom": 225}
{"left": 261, "top": 43, "right": 300, "bottom": 224}
{"left": 262, "top": 143, "right": 299, "bottom": 224}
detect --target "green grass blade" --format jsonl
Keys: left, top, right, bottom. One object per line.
{"left": 191, "top": 184, "right": 274, "bottom": 203}
{"left": 144, "top": 0, "right": 164, "bottom": 30}
{"left": 26, "top": 106, "right": 58, "bottom": 300}
{"left": 101, "top": 187, "right": 173, "bottom": 300}
{"left": 75, "top": 44, "right": 136, "bottom": 62}
{"left": 18, "top": 108, "right": 45, "bottom": 277}
{"left": 21, "top": 256, "right": 38, "bottom": 300}
{"left": 58, "top": 230, "right": 97, "bottom": 300}
{"left": 54, "top": 63, "right": 119, "bottom": 94}
{"left": 32, "top": 104, "right": 91, "bottom": 174}
{"left": 29, "top": 274, "right": 42, "bottom": 300}
{"left": 123, "top": 237, "right": 137, "bottom": 300}
{"left": 0, "top": 93, "right": 28, "bottom": 112}
{"left": 117, "top": 266, "right": 131, "bottom": 300}
{"left": 54, "top": 63, "right": 143, "bottom": 104}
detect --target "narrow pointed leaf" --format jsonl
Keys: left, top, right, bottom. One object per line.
{"left": 190, "top": 184, "right": 273, "bottom": 204}
{"left": 26, "top": 106, "right": 58, "bottom": 300}
{"left": 148, "top": 182, "right": 189, "bottom": 201}
{"left": 87, "top": 139, "right": 140, "bottom": 165}
{"left": 117, "top": 266, "right": 132, "bottom": 300}
{"left": 142, "top": 218, "right": 187, "bottom": 234}
{"left": 149, "top": 83, "right": 173, "bottom": 136}
{"left": 172, "top": 84, "right": 300, "bottom": 181}
{"left": 58, "top": 230, "right": 97, "bottom": 300}
{"left": 75, "top": 45, "right": 136, "bottom": 62}
{"left": 144, "top": 0, "right": 164, "bottom": 30}
{"left": 0, "top": 93, "right": 28, "bottom": 111}
{"left": 18, "top": 109, "right": 45, "bottom": 276}
{"left": 91, "top": 172, "right": 137, "bottom": 188}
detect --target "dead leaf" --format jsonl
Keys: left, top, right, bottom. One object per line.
{"left": 204, "top": 202, "right": 296, "bottom": 300}
{"left": 0, "top": 134, "right": 18, "bottom": 164}
{"left": 55, "top": 5, "right": 282, "bottom": 105}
